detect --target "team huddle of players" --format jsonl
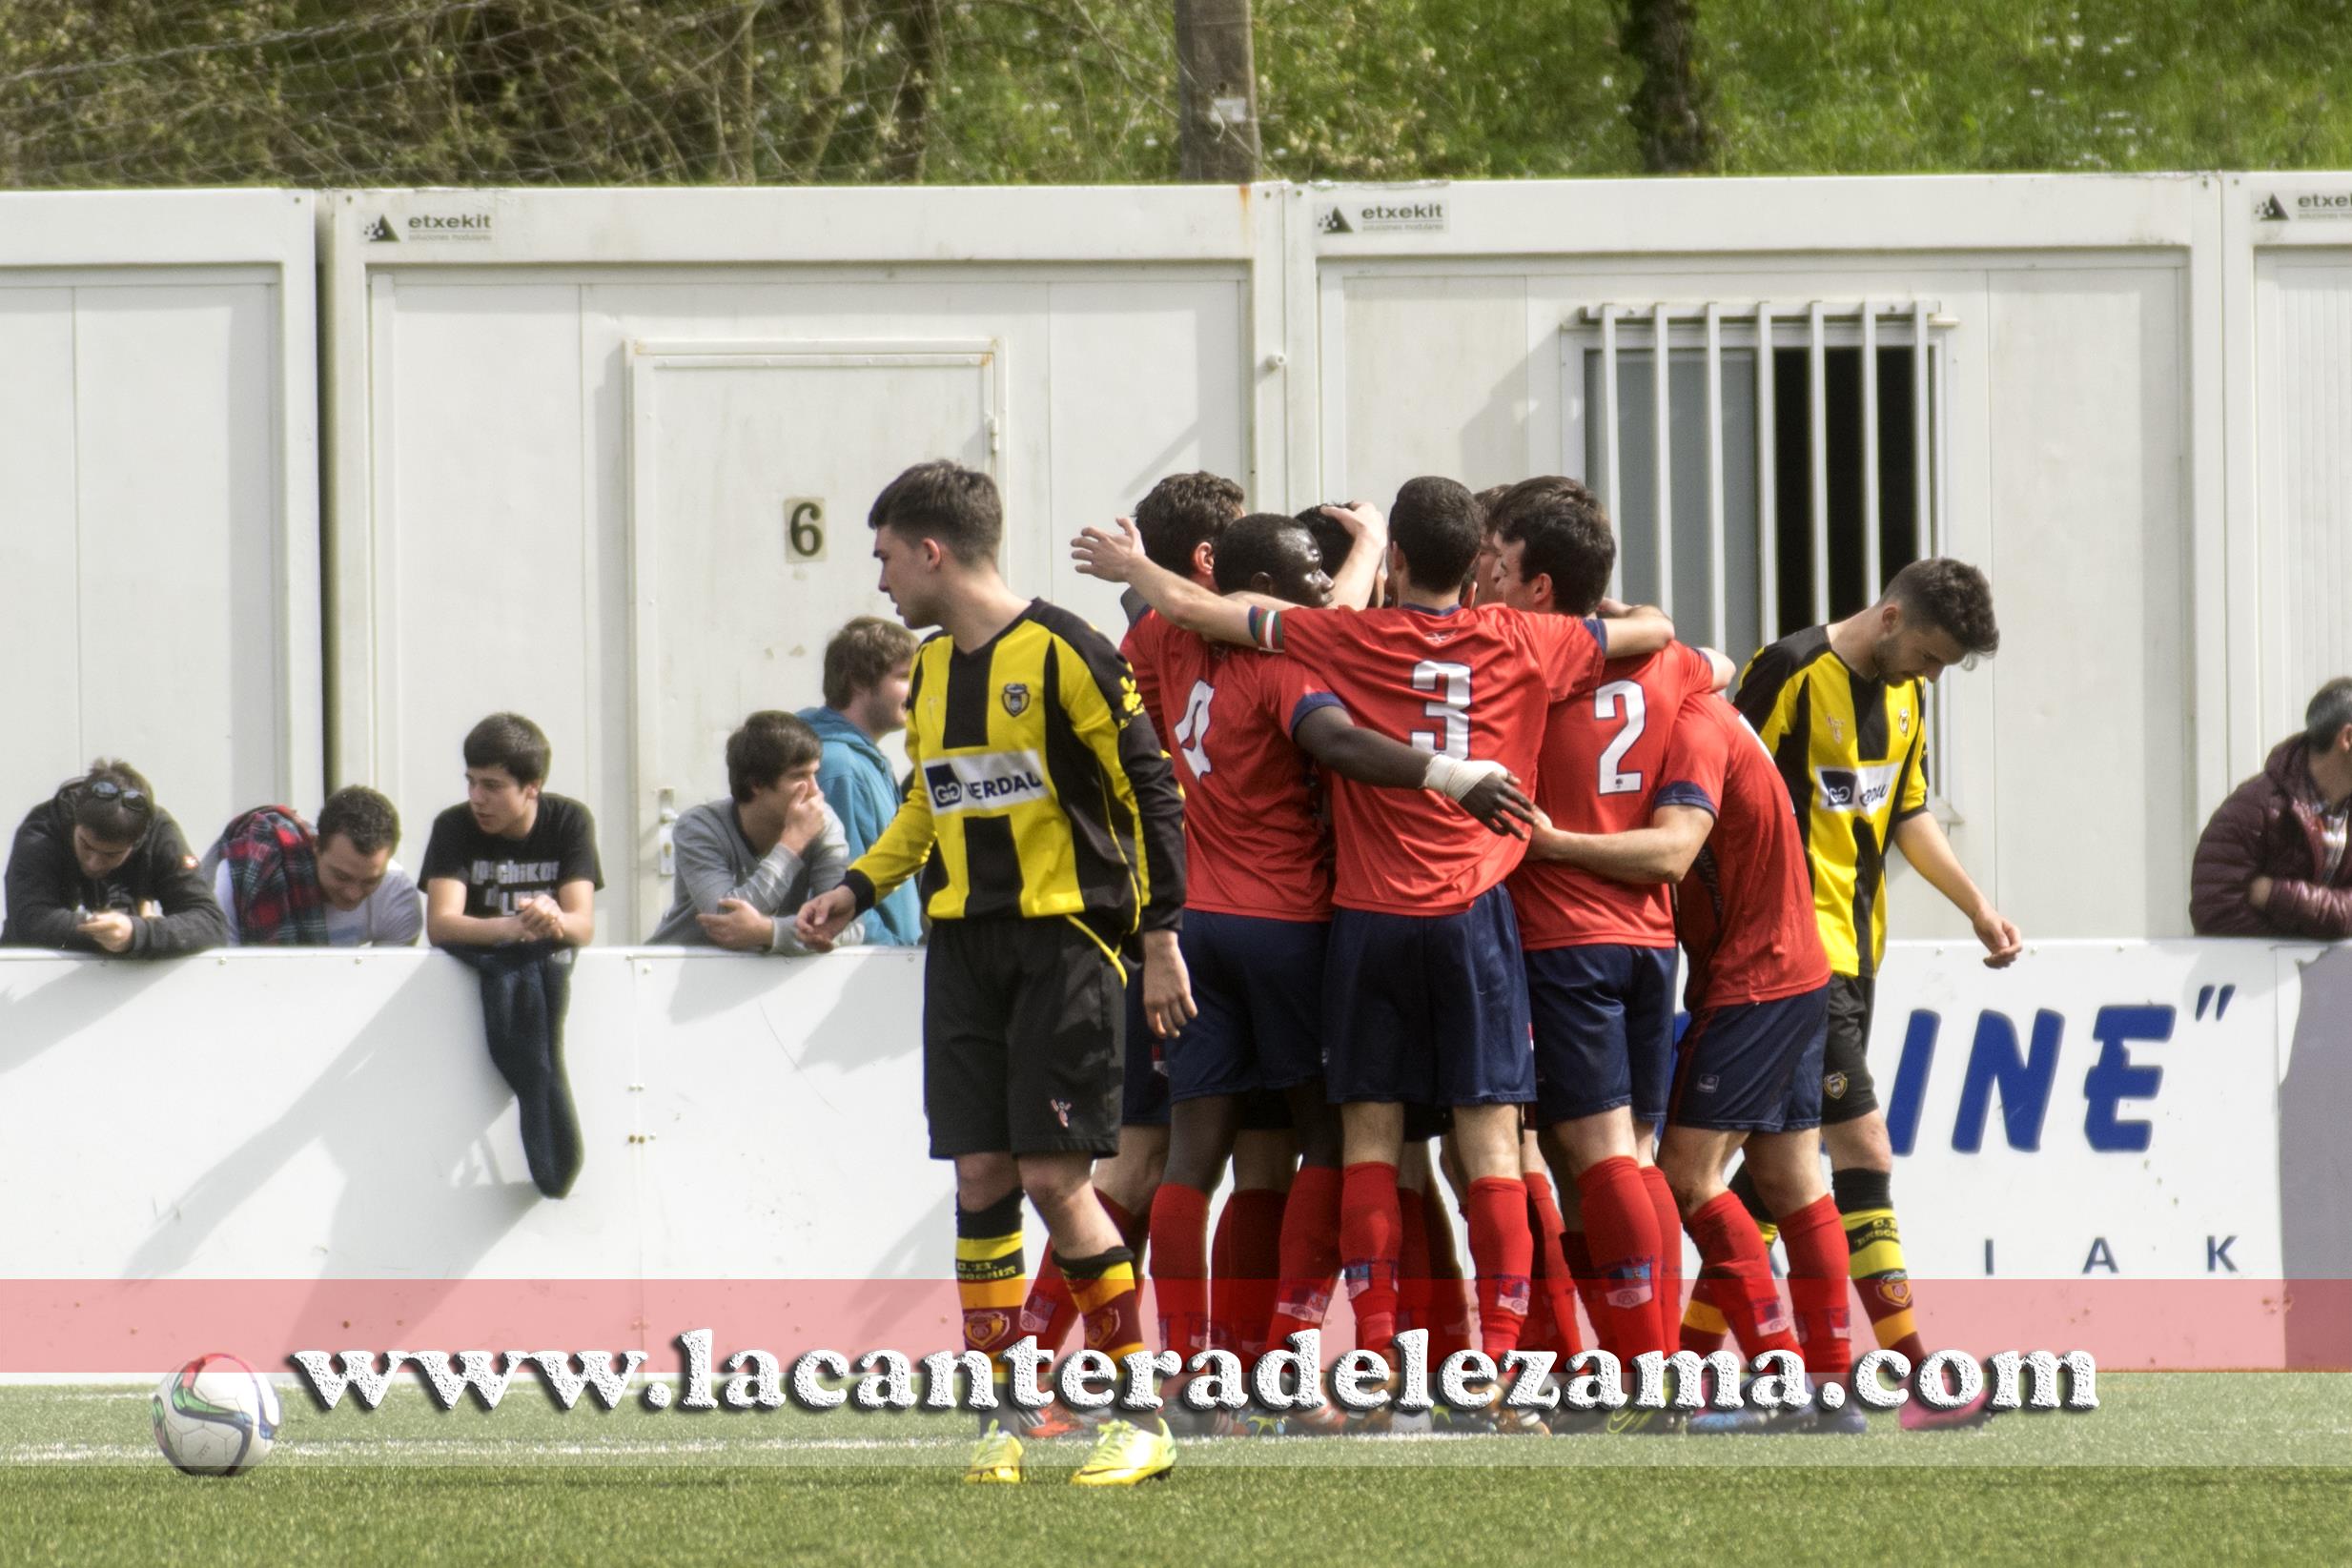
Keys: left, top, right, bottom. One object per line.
{"left": 1070, "top": 472, "right": 2008, "bottom": 1433}
{"left": 797, "top": 459, "right": 2013, "bottom": 1481}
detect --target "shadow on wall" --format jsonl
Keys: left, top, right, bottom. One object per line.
{"left": 2280, "top": 944, "right": 2352, "bottom": 1370}
{"left": 126, "top": 962, "right": 541, "bottom": 1298}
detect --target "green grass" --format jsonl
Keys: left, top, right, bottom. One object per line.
{"left": 6, "top": 1376, "right": 2349, "bottom": 1565}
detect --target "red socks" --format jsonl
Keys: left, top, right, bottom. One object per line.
{"left": 1264, "top": 1164, "right": 1341, "bottom": 1354}
{"left": 1463, "top": 1175, "right": 1534, "bottom": 1362}
{"left": 1685, "top": 1191, "right": 1800, "bottom": 1360}
{"left": 1523, "top": 1173, "right": 1585, "bottom": 1361}
{"left": 1421, "top": 1188, "right": 1476, "bottom": 1367}
{"left": 1574, "top": 1154, "right": 1665, "bottom": 1363}
{"left": 1778, "top": 1193, "right": 1854, "bottom": 1387}
{"left": 1217, "top": 1188, "right": 1287, "bottom": 1362}
{"left": 1338, "top": 1162, "right": 1402, "bottom": 1354}
{"left": 1395, "top": 1186, "right": 1433, "bottom": 1343}
{"left": 1641, "top": 1163, "right": 1685, "bottom": 1354}
{"left": 1146, "top": 1183, "right": 1211, "bottom": 1367}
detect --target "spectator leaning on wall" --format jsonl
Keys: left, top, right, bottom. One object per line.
{"left": 2, "top": 760, "right": 227, "bottom": 957}
{"left": 799, "top": 615, "right": 924, "bottom": 946}
{"left": 204, "top": 785, "right": 423, "bottom": 947}
{"left": 421, "top": 713, "right": 602, "bottom": 1199}
{"left": 2191, "top": 677, "right": 2352, "bottom": 941}
{"left": 647, "top": 710, "right": 862, "bottom": 951}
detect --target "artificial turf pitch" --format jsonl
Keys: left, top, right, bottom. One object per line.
{"left": 2, "top": 1375, "right": 2345, "bottom": 1565}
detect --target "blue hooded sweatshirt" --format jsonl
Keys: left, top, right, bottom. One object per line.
{"left": 797, "top": 705, "right": 924, "bottom": 946}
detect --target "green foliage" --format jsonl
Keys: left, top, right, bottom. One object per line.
{"left": 1, "top": 0, "right": 2348, "bottom": 188}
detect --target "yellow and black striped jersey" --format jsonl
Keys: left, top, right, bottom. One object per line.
{"left": 1732, "top": 625, "right": 1931, "bottom": 979}
{"left": 842, "top": 600, "right": 1185, "bottom": 950}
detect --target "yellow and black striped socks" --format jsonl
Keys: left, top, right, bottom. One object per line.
{"left": 956, "top": 1190, "right": 1029, "bottom": 1426}
{"left": 1833, "top": 1168, "right": 1928, "bottom": 1363}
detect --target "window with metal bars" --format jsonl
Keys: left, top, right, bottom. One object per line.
{"left": 1565, "top": 301, "right": 1951, "bottom": 661}
{"left": 1561, "top": 300, "right": 1959, "bottom": 806}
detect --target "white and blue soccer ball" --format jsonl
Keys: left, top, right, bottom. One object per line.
{"left": 153, "top": 1353, "right": 281, "bottom": 1476}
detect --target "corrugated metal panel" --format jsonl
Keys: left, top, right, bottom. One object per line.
{"left": 2256, "top": 258, "right": 2352, "bottom": 749}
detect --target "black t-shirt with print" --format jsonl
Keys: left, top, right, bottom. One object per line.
{"left": 419, "top": 794, "right": 603, "bottom": 920}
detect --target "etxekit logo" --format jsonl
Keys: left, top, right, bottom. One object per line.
{"left": 2256, "top": 191, "right": 2352, "bottom": 221}
{"left": 382, "top": 211, "right": 496, "bottom": 242}
{"left": 1319, "top": 196, "right": 1451, "bottom": 234}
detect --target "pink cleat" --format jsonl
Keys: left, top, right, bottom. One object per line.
{"left": 1900, "top": 1380, "right": 1994, "bottom": 1432}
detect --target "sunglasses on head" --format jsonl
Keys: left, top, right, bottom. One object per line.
{"left": 81, "top": 780, "right": 148, "bottom": 809}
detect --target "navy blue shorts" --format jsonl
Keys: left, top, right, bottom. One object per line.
{"left": 1165, "top": 910, "right": 1329, "bottom": 1104}
{"left": 1527, "top": 943, "right": 1677, "bottom": 1126}
{"left": 1322, "top": 886, "right": 1534, "bottom": 1108}
{"left": 1121, "top": 977, "right": 1170, "bottom": 1128}
{"left": 1666, "top": 986, "right": 1829, "bottom": 1133}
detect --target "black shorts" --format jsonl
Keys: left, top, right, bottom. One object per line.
{"left": 924, "top": 919, "right": 1124, "bottom": 1159}
{"left": 1820, "top": 973, "right": 1880, "bottom": 1127}
{"left": 1120, "top": 978, "right": 1171, "bottom": 1129}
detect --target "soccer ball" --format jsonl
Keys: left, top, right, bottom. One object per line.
{"left": 152, "top": 1354, "right": 281, "bottom": 1476}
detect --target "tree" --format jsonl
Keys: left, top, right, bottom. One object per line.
{"left": 1622, "top": 0, "right": 1714, "bottom": 172}
{"left": 1173, "top": 0, "right": 1258, "bottom": 181}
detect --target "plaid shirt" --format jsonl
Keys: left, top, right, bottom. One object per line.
{"left": 220, "top": 805, "right": 329, "bottom": 946}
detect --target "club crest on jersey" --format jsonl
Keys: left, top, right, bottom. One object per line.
{"left": 1697, "top": 1073, "right": 1721, "bottom": 1094}
{"left": 1050, "top": 1097, "right": 1073, "bottom": 1129}
{"left": 1825, "top": 1070, "right": 1850, "bottom": 1099}
{"left": 1001, "top": 682, "right": 1032, "bottom": 717}
{"left": 1898, "top": 706, "right": 1912, "bottom": 734}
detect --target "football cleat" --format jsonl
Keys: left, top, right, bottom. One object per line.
{"left": 1603, "top": 1403, "right": 1686, "bottom": 1436}
{"left": 1070, "top": 1417, "right": 1176, "bottom": 1486}
{"left": 1805, "top": 1399, "right": 1870, "bottom": 1436}
{"left": 963, "top": 1420, "right": 1025, "bottom": 1484}
{"left": 1900, "top": 1387, "right": 1995, "bottom": 1431}
{"left": 1686, "top": 1404, "right": 1773, "bottom": 1435}
{"left": 1278, "top": 1402, "right": 1350, "bottom": 1436}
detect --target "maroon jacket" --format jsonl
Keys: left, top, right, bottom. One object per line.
{"left": 2190, "top": 737, "right": 2352, "bottom": 939}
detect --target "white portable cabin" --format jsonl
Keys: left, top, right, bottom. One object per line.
{"left": 319, "top": 176, "right": 2342, "bottom": 945}
{"left": 0, "top": 191, "right": 319, "bottom": 854}
{"left": 320, "top": 187, "right": 1268, "bottom": 937}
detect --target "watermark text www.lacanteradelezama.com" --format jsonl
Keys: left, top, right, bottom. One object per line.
{"left": 288, "top": 1331, "right": 2097, "bottom": 1416}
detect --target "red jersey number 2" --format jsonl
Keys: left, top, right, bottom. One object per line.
{"left": 1594, "top": 679, "right": 1646, "bottom": 795}
{"left": 1412, "top": 661, "right": 1472, "bottom": 759}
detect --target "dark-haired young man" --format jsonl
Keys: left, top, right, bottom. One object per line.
{"left": 1701, "top": 557, "right": 2017, "bottom": 1428}
{"left": 3, "top": 760, "right": 227, "bottom": 956}
{"left": 648, "top": 710, "right": 859, "bottom": 952}
{"left": 207, "top": 785, "right": 422, "bottom": 946}
{"left": 801, "top": 616, "right": 923, "bottom": 947}
{"left": 1486, "top": 476, "right": 1732, "bottom": 1384}
{"left": 422, "top": 712, "right": 602, "bottom": 1200}
{"left": 1075, "top": 475, "right": 1670, "bottom": 1409}
{"left": 794, "top": 459, "right": 1190, "bottom": 1488}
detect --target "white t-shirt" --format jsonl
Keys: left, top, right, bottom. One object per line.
{"left": 212, "top": 859, "right": 424, "bottom": 947}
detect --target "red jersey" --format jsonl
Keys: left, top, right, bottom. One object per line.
{"left": 1120, "top": 608, "right": 1181, "bottom": 748}
{"left": 1509, "top": 641, "right": 1720, "bottom": 950}
{"left": 1659, "top": 694, "right": 1831, "bottom": 1009}
{"left": 1272, "top": 601, "right": 1612, "bottom": 916}
{"left": 1143, "top": 627, "right": 1338, "bottom": 921}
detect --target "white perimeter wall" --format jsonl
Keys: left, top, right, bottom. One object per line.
{"left": 3, "top": 940, "right": 2343, "bottom": 1375}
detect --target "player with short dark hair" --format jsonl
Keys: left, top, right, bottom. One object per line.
{"left": 1074, "top": 475, "right": 1669, "bottom": 1422}
{"left": 1486, "top": 476, "right": 1734, "bottom": 1391}
{"left": 798, "top": 460, "right": 1189, "bottom": 1486}
{"left": 1536, "top": 690, "right": 1859, "bottom": 1432}
{"left": 1710, "top": 555, "right": 2016, "bottom": 1428}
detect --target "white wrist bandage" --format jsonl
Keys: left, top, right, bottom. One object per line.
{"left": 1421, "top": 754, "right": 1507, "bottom": 802}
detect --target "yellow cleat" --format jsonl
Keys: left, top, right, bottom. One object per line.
{"left": 963, "top": 1420, "right": 1025, "bottom": 1484}
{"left": 1069, "top": 1417, "right": 1176, "bottom": 1486}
